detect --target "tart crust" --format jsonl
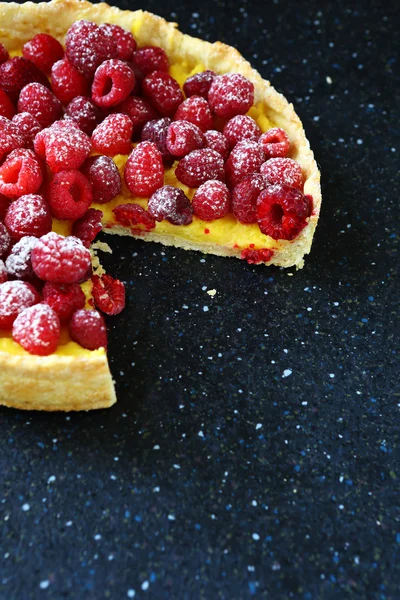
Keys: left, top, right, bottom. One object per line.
{"left": 0, "top": 0, "right": 321, "bottom": 411}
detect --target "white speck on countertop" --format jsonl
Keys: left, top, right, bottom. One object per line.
{"left": 39, "top": 581, "right": 50, "bottom": 590}
{"left": 252, "top": 533, "right": 260, "bottom": 541}
{"left": 282, "top": 369, "right": 292, "bottom": 378}
{"left": 22, "top": 503, "right": 30, "bottom": 512}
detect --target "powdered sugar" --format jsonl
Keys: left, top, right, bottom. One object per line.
{"left": 148, "top": 185, "right": 193, "bottom": 225}
{"left": 5, "top": 235, "right": 37, "bottom": 278}
{"left": 12, "top": 303, "right": 60, "bottom": 355}
{"left": 0, "top": 280, "right": 40, "bottom": 327}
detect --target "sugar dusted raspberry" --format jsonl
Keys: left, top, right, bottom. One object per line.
{"left": 0, "top": 148, "right": 43, "bottom": 199}
{"left": 117, "top": 96, "right": 158, "bottom": 139}
{"left": 48, "top": 170, "right": 92, "bottom": 221}
{"left": 208, "top": 73, "right": 254, "bottom": 119}
{"left": 69, "top": 309, "right": 107, "bottom": 350}
{"left": 256, "top": 184, "right": 311, "bottom": 240}
{"left": 0, "top": 90, "right": 15, "bottom": 120}
{"left": 261, "top": 157, "right": 303, "bottom": 190}
{"left": 192, "top": 180, "right": 231, "bottom": 221}
{"left": 31, "top": 232, "right": 91, "bottom": 284}
{"left": 34, "top": 120, "right": 91, "bottom": 173}
{"left": 174, "top": 96, "right": 213, "bottom": 132}
{"left": 91, "top": 113, "right": 133, "bottom": 156}
{"left": 0, "top": 280, "right": 40, "bottom": 328}
{"left": 22, "top": 33, "right": 64, "bottom": 75}
{"left": 72, "top": 208, "right": 103, "bottom": 248}
{"left": 142, "top": 71, "right": 184, "bottom": 117}
{"left": 204, "top": 129, "right": 230, "bottom": 160}
{"left": 0, "top": 57, "right": 49, "bottom": 102}
{"left": 18, "top": 83, "right": 63, "bottom": 128}
{"left": 0, "top": 116, "right": 25, "bottom": 162}
{"left": 148, "top": 186, "right": 193, "bottom": 226}
{"left": 92, "top": 59, "right": 135, "bottom": 108}
{"left": 113, "top": 203, "right": 156, "bottom": 231}
{"left": 12, "top": 303, "right": 60, "bottom": 355}
{"left": 124, "top": 141, "right": 164, "bottom": 197}
{"left": 166, "top": 120, "right": 205, "bottom": 157}
{"left": 12, "top": 112, "right": 42, "bottom": 149}
{"left": 223, "top": 115, "right": 261, "bottom": 149}
{"left": 0, "top": 259, "right": 7, "bottom": 284}
{"left": 65, "top": 97, "right": 103, "bottom": 135}
{"left": 141, "top": 117, "right": 174, "bottom": 165}
{"left": 92, "top": 274, "right": 126, "bottom": 315}
{"left": 259, "top": 127, "right": 290, "bottom": 159}
{"left": 43, "top": 281, "right": 85, "bottom": 322}
{"left": 0, "top": 43, "right": 9, "bottom": 65}
{"left": 5, "top": 194, "right": 52, "bottom": 241}
{"left": 231, "top": 174, "right": 266, "bottom": 224}
{"left": 175, "top": 148, "right": 225, "bottom": 188}
{"left": 81, "top": 156, "right": 122, "bottom": 204}
{"left": 183, "top": 70, "right": 216, "bottom": 98}
{"left": 51, "top": 58, "right": 91, "bottom": 105}
{"left": 133, "top": 46, "right": 169, "bottom": 75}
{"left": 0, "top": 222, "right": 11, "bottom": 258}
{"left": 241, "top": 248, "right": 274, "bottom": 264}
{"left": 65, "top": 20, "right": 117, "bottom": 77}
{"left": 5, "top": 236, "right": 37, "bottom": 279}
{"left": 225, "top": 140, "right": 265, "bottom": 189}
{"left": 99, "top": 24, "right": 137, "bottom": 61}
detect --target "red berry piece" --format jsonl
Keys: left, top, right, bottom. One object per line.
{"left": 51, "top": 58, "right": 90, "bottom": 105}
{"left": 92, "top": 59, "right": 135, "bottom": 108}
{"left": 204, "top": 129, "right": 230, "bottom": 160}
{"left": 22, "top": 33, "right": 64, "bottom": 75}
{"left": 43, "top": 281, "right": 85, "bottom": 322}
{"left": 12, "top": 112, "right": 42, "bottom": 149}
{"left": 133, "top": 46, "right": 169, "bottom": 76}
{"left": 91, "top": 113, "right": 133, "bottom": 156}
{"left": 0, "top": 57, "right": 49, "bottom": 102}
{"left": 65, "top": 20, "right": 117, "bottom": 77}
{"left": 0, "top": 43, "right": 9, "bottom": 65}
{"left": 231, "top": 174, "right": 266, "bottom": 224}
{"left": 18, "top": 82, "right": 63, "bottom": 128}
{"left": 141, "top": 117, "right": 174, "bottom": 165}
{"left": 256, "top": 184, "right": 311, "bottom": 240}
{"left": 183, "top": 70, "right": 216, "bottom": 98}
{"left": 208, "top": 73, "right": 254, "bottom": 119}
{"left": 5, "top": 194, "right": 52, "bottom": 241}
{"left": 0, "top": 116, "right": 25, "bottom": 162}
{"left": 0, "top": 222, "right": 11, "bottom": 258}
{"left": 72, "top": 208, "right": 103, "bottom": 248}
{"left": 0, "top": 90, "right": 15, "bottom": 119}
{"left": 174, "top": 96, "right": 213, "bottom": 132}
{"left": 223, "top": 115, "right": 261, "bottom": 149}
{"left": 225, "top": 140, "right": 265, "bottom": 189}
{"left": 259, "top": 127, "right": 290, "bottom": 159}
{"left": 31, "top": 232, "right": 91, "bottom": 284}
{"left": 92, "top": 273, "right": 126, "bottom": 315}
{"left": 148, "top": 186, "right": 193, "bottom": 226}
{"left": 124, "top": 141, "right": 164, "bottom": 197}
{"left": 81, "top": 155, "right": 122, "bottom": 204}
{"left": 69, "top": 309, "right": 107, "bottom": 350}
{"left": 0, "top": 196, "right": 10, "bottom": 221}
{"left": 117, "top": 96, "right": 158, "bottom": 139}
{"left": 34, "top": 120, "right": 91, "bottom": 173}
{"left": 0, "top": 259, "right": 7, "bottom": 284}
{"left": 0, "top": 280, "right": 40, "bottom": 328}
{"left": 241, "top": 248, "right": 274, "bottom": 264}
{"left": 142, "top": 71, "right": 184, "bottom": 117}
{"left": 166, "top": 120, "right": 205, "bottom": 157}
{"left": 112, "top": 203, "right": 156, "bottom": 231}
{"left": 99, "top": 23, "right": 137, "bottom": 61}
{"left": 64, "top": 96, "right": 103, "bottom": 135}
{"left": 12, "top": 303, "right": 60, "bottom": 356}
{"left": 5, "top": 236, "right": 37, "bottom": 279}
{"left": 175, "top": 148, "right": 225, "bottom": 188}
{"left": 260, "top": 157, "right": 303, "bottom": 190}
{"left": 192, "top": 180, "right": 231, "bottom": 221}
{"left": 48, "top": 170, "right": 92, "bottom": 221}
{"left": 0, "top": 148, "right": 43, "bottom": 199}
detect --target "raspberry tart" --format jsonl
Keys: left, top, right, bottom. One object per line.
{"left": 0, "top": 0, "right": 321, "bottom": 411}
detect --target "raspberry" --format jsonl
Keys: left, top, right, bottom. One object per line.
{"left": 65, "top": 20, "right": 117, "bottom": 77}
{"left": 0, "top": 196, "right": 10, "bottom": 221}
{"left": 34, "top": 120, "right": 91, "bottom": 173}
{"left": 5, "top": 236, "right": 37, "bottom": 279}
{"left": 116, "top": 96, "right": 158, "bottom": 139}
{"left": 22, "top": 33, "right": 64, "bottom": 75}
{"left": 260, "top": 157, "right": 303, "bottom": 190}
{"left": 225, "top": 140, "right": 265, "bottom": 189}
{"left": 112, "top": 203, "right": 156, "bottom": 231}
{"left": 124, "top": 141, "right": 164, "bottom": 197}
{"left": 141, "top": 118, "right": 174, "bottom": 165}
{"left": 72, "top": 208, "right": 103, "bottom": 248}
{"left": 31, "top": 232, "right": 92, "bottom": 284}
{"left": 174, "top": 96, "right": 213, "bottom": 132}
{"left": 142, "top": 71, "right": 184, "bottom": 117}
{"left": 175, "top": 148, "right": 225, "bottom": 188}
{"left": 0, "top": 90, "right": 15, "bottom": 120}
{"left": 0, "top": 116, "right": 25, "bottom": 162}
{"left": 92, "top": 59, "right": 135, "bottom": 108}
{"left": 69, "top": 309, "right": 107, "bottom": 350}
{"left": 241, "top": 248, "right": 274, "bottom": 264}
{"left": 259, "top": 127, "right": 290, "bottom": 159}
{"left": 5, "top": 194, "right": 52, "bottom": 241}
{"left": 0, "top": 148, "right": 43, "bottom": 199}
{"left": 64, "top": 96, "right": 103, "bottom": 135}
{"left": 12, "top": 112, "right": 42, "bottom": 149}
{"left": 99, "top": 24, "right": 137, "bottom": 61}
{"left": 183, "top": 70, "right": 216, "bottom": 98}
{"left": 166, "top": 120, "right": 205, "bottom": 157}
{"left": 12, "top": 303, "right": 60, "bottom": 356}
{"left": 231, "top": 174, "right": 266, "bottom": 224}
{"left": 51, "top": 58, "right": 90, "bottom": 105}
{"left": 256, "top": 184, "right": 311, "bottom": 240}
{"left": 223, "top": 115, "right": 261, "bottom": 149}
{"left": 0, "top": 57, "right": 49, "bottom": 102}
{"left": 148, "top": 186, "right": 193, "bottom": 226}
{"left": 192, "top": 180, "right": 231, "bottom": 221}
{"left": 133, "top": 46, "right": 169, "bottom": 75}
{"left": 92, "top": 274, "right": 126, "bottom": 315}
{"left": 0, "top": 260, "right": 7, "bottom": 284}
{"left": 43, "top": 281, "right": 85, "bottom": 322}
{"left": 0, "top": 280, "right": 40, "bottom": 328}
{"left": 0, "top": 222, "right": 11, "bottom": 258}
{"left": 208, "top": 73, "right": 254, "bottom": 119}
{"left": 48, "top": 170, "right": 92, "bottom": 221}
{"left": 18, "top": 82, "right": 63, "bottom": 128}
{"left": 91, "top": 113, "right": 133, "bottom": 156}
{"left": 0, "top": 43, "right": 9, "bottom": 65}
{"left": 204, "top": 130, "right": 230, "bottom": 160}
{"left": 81, "top": 156, "right": 122, "bottom": 204}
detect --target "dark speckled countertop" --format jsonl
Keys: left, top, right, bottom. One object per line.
{"left": 1, "top": 0, "right": 399, "bottom": 598}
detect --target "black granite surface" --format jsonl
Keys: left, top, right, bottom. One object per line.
{"left": 1, "top": 0, "right": 399, "bottom": 598}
